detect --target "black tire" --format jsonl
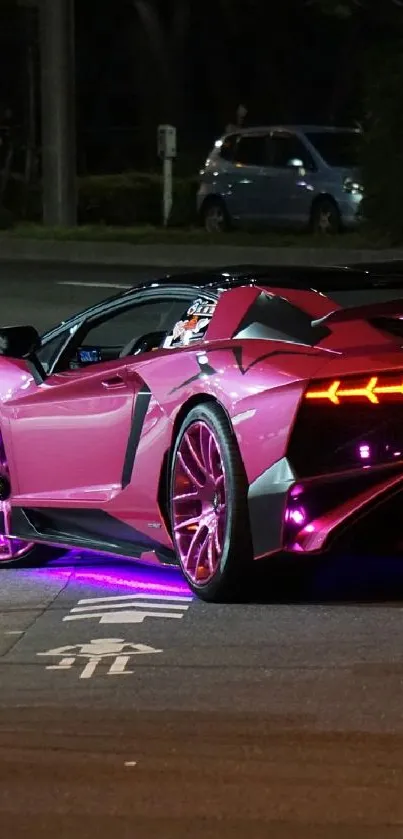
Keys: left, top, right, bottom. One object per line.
{"left": 201, "top": 198, "right": 231, "bottom": 233}
{"left": 310, "top": 196, "right": 341, "bottom": 234}
{"left": 169, "top": 402, "right": 253, "bottom": 602}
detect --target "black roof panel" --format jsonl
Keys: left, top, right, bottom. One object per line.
{"left": 122, "top": 263, "right": 403, "bottom": 295}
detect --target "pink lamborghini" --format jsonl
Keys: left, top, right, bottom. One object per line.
{"left": 1, "top": 264, "right": 403, "bottom": 600}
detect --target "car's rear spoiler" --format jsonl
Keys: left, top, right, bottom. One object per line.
{"left": 312, "top": 298, "right": 403, "bottom": 328}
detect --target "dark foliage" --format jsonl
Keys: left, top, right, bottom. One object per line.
{"left": 360, "top": 45, "right": 403, "bottom": 242}
{"left": 3, "top": 172, "right": 198, "bottom": 227}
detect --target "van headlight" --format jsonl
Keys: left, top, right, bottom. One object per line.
{"left": 343, "top": 177, "right": 364, "bottom": 195}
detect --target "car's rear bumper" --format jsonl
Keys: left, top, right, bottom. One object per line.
{"left": 248, "top": 458, "right": 403, "bottom": 560}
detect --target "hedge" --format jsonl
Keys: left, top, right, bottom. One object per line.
{"left": 2, "top": 171, "right": 199, "bottom": 227}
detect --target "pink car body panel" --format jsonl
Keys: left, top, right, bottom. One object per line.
{"left": 2, "top": 275, "right": 403, "bottom": 564}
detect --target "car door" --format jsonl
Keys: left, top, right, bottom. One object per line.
{"left": 5, "top": 292, "right": 191, "bottom": 504}
{"left": 259, "top": 132, "right": 317, "bottom": 226}
{"left": 227, "top": 133, "right": 272, "bottom": 222}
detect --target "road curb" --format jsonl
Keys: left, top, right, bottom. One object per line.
{"left": 1, "top": 238, "right": 403, "bottom": 268}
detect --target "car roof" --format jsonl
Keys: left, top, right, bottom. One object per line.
{"left": 220, "top": 125, "right": 361, "bottom": 138}
{"left": 118, "top": 264, "right": 403, "bottom": 296}
{"left": 41, "top": 263, "right": 403, "bottom": 343}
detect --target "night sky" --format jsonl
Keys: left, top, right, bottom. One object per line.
{"left": 0, "top": 0, "right": 394, "bottom": 174}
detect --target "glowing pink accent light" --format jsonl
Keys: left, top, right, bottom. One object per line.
{"left": 286, "top": 507, "right": 306, "bottom": 526}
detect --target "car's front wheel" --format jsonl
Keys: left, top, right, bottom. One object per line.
{"left": 0, "top": 434, "right": 57, "bottom": 568}
{"left": 169, "top": 402, "right": 252, "bottom": 601}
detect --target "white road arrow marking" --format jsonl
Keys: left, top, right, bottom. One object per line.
{"left": 62, "top": 593, "right": 192, "bottom": 626}
{"left": 70, "top": 601, "right": 186, "bottom": 614}
{"left": 74, "top": 594, "right": 192, "bottom": 605}
{"left": 65, "top": 609, "right": 185, "bottom": 624}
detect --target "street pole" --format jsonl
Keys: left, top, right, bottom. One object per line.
{"left": 39, "top": 0, "right": 76, "bottom": 226}
{"left": 162, "top": 156, "right": 173, "bottom": 226}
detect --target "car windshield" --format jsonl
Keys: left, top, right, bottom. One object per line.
{"left": 305, "top": 131, "right": 361, "bottom": 167}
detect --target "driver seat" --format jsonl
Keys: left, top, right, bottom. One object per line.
{"left": 118, "top": 330, "right": 167, "bottom": 358}
{"left": 119, "top": 336, "right": 141, "bottom": 358}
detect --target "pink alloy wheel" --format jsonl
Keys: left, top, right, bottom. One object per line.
{"left": 172, "top": 421, "right": 227, "bottom": 585}
{"left": 0, "top": 434, "right": 33, "bottom": 562}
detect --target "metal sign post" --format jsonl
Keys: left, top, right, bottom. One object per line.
{"left": 157, "top": 125, "right": 177, "bottom": 227}
{"left": 162, "top": 156, "right": 173, "bottom": 227}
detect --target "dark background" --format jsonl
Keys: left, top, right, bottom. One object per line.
{"left": 0, "top": 0, "right": 393, "bottom": 175}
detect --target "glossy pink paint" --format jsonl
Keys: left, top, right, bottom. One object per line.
{"left": 5, "top": 359, "right": 138, "bottom": 499}
{"left": 291, "top": 471, "right": 403, "bottom": 553}
{"left": 1, "top": 282, "right": 403, "bottom": 567}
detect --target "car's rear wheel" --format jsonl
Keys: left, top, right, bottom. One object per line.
{"left": 169, "top": 402, "right": 252, "bottom": 601}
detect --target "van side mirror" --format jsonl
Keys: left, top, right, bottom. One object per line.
{"left": 287, "top": 157, "right": 304, "bottom": 168}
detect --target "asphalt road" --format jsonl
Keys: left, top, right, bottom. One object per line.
{"left": 0, "top": 261, "right": 173, "bottom": 332}
{"left": 1, "top": 258, "right": 403, "bottom": 333}
{"left": 2, "top": 262, "right": 403, "bottom": 837}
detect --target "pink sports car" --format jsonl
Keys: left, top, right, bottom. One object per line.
{"left": 1, "top": 264, "right": 403, "bottom": 601}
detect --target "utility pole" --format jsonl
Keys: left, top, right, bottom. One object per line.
{"left": 39, "top": 0, "right": 76, "bottom": 226}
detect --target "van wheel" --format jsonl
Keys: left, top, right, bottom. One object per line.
{"left": 311, "top": 197, "right": 341, "bottom": 234}
{"left": 201, "top": 199, "right": 230, "bottom": 233}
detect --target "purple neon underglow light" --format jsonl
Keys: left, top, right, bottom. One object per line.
{"left": 72, "top": 569, "right": 193, "bottom": 596}
{"left": 38, "top": 552, "right": 193, "bottom": 598}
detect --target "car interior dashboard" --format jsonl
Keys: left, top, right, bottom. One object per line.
{"left": 68, "top": 330, "right": 169, "bottom": 369}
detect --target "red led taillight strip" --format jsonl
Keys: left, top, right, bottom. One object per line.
{"left": 305, "top": 376, "right": 403, "bottom": 404}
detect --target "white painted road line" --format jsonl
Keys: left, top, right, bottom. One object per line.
{"left": 75, "top": 594, "right": 192, "bottom": 605}
{"left": 57, "top": 281, "right": 132, "bottom": 289}
{"left": 108, "top": 655, "right": 131, "bottom": 675}
{"left": 70, "top": 601, "right": 187, "bottom": 613}
{"left": 80, "top": 660, "right": 99, "bottom": 679}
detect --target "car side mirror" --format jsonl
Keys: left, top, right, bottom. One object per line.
{"left": 0, "top": 325, "right": 41, "bottom": 358}
{"left": 287, "top": 157, "right": 304, "bottom": 168}
{"left": 0, "top": 325, "right": 45, "bottom": 384}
